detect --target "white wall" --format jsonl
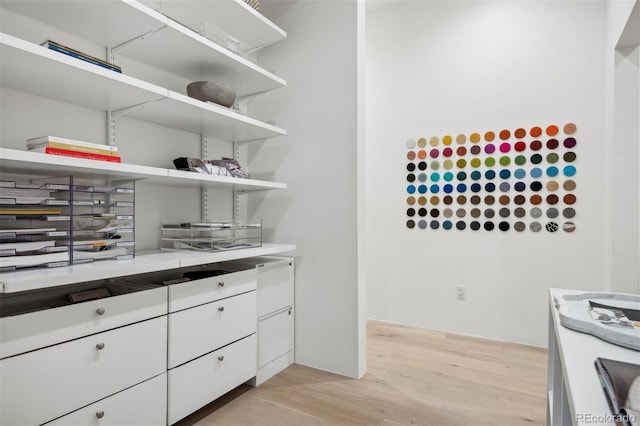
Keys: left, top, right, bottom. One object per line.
{"left": 366, "top": 0, "right": 611, "bottom": 347}
{"left": 247, "top": 0, "right": 365, "bottom": 378}
{"left": 609, "top": 0, "right": 639, "bottom": 294}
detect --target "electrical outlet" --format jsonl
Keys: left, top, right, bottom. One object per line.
{"left": 456, "top": 284, "right": 466, "bottom": 300}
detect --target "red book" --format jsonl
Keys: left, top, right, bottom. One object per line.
{"left": 40, "top": 147, "right": 122, "bottom": 163}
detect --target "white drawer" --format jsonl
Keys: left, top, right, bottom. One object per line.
{"left": 0, "top": 316, "right": 167, "bottom": 426}
{"left": 0, "top": 286, "right": 167, "bottom": 359}
{"left": 46, "top": 373, "right": 167, "bottom": 426}
{"left": 258, "top": 307, "right": 294, "bottom": 368}
{"left": 257, "top": 262, "right": 293, "bottom": 318}
{"left": 168, "top": 334, "right": 256, "bottom": 425}
{"left": 168, "top": 269, "right": 256, "bottom": 312}
{"left": 168, "top": 290, "right": 256, "bottom": 368}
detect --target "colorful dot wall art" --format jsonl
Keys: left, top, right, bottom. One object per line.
{"left": 404, "top": 123, "right": 577, "bottom": 233}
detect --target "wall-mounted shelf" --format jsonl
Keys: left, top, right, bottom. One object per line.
{"left": 141, "top": 0, "right": 286, "bottom": 52}
{"left": 0, "top": 0, "right": 286, "bottom": 97}
{"left": 0, "top": 244, "right": 296, "bottom": 293}
{"left": 0, "top": 149, "right": 286, "bottom": 192}
{"left": 0, "top": 33, "right": 286, "bottom": 142}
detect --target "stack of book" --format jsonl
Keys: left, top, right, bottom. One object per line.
{"left": 27, "top": 136, "right": 121, "bottom": 163}
{"left": 41, "top": 40, "right": 122, "bottom": 73}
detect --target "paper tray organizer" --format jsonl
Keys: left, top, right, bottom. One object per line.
{"left": 0, "top": 173, "right": 135, "bottom": 272}
{"left": 160, "top": 220, "right": 262, "bottom": 252}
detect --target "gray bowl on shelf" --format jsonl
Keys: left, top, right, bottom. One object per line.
{"left": 186, "top": 81, "right": 236, "bottom": 108}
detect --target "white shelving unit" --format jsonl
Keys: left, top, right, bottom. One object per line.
{"left": 141, "top": 0, "right": 286, "bottom": 52}
{"left": 0, "top": 0, "right": 294, "bottom": 291}
{"left": 0, "top": 0, "right": 286, "bottom": 97}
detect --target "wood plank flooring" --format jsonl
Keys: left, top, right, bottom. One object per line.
{"left": 176, "top": 320, "right": 548, "bottom": 426}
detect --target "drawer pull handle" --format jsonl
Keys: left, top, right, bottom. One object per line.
{"left": 96, "top": 343, "right": 105, "bottom": 350}
{"left": 218, "top": 306, "right": 225, "bottom": 312}
{"left": 96, "top": 308, "right": 106, "bottom": 316}
{"left": 288, "top": 309, "right": 292, "bottom": 315}
{"left": 96, "top": 411, "right": 105, "bottom": 419}
{"left": 218, "top": 355, "right": 224, "bottom": 361}
{"left": 218, "top": 281, "right": 225, "bottom": 287}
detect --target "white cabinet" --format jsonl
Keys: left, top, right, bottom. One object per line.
{"left": 222, "top": 256, "right": 295, "bottom": 386}
{"left": 166, "top": 267, "right": 258, "bottom": 424}
{"left": 0, "top": 283, "right": 168, "bottom": 426}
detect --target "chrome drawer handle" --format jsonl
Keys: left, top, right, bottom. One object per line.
{"left": 218, "top": 281, "right": 225, "bottom": 287}
{"left": 96, "top": 411, "right": 105, "bottom": 419}
{"left": 96, "top": 343, "right": 105, "bottom": 350}
{"left": 218, "top": 355, "right": 224, "bottom": 361}
{"left": 96, "top": 308, "right": 106, "bottom": 316}
{"left": 218, "top": 306, "right": 224, "bottom": 312}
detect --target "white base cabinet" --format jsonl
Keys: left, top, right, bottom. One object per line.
{"left": 47, "top": 373, "right": 167, "bottom": 426}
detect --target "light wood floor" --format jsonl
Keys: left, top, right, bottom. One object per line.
{"left": 177, "top": 320, "right": 548, "bottom": 426}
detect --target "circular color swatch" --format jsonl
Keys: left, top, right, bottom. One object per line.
{"left": 471, "top": 208, "right": 482, "bottom": 218}
{"left": 530, "top": 126, "right": 542, "bottom": 137}
{"left": 530, "top": 222, "right": 542, "bottom": 232}
{"left": 499, "top": 195, "right": 510, "bottom": 205}
{"left": 485, "top": 157, "right": 496, "bottom": 167}
{"left": 457, "top": 171, "right": 467, "bottom": 180}
{"left": 563, "top": 123, "right": 577, "bottom": 135}
{"left": 531, "top": 154, "right": 543, "bottom": 164}
{"left": 418, "top": 185, "right": 427, "bottom": 194}
{"left": 418, "top": 220, "right": 428, "bottom": 229}
{"left": 443, "top": 172, "right": 454, "bottom": 182}
{"left": 407, "top": 163, "right": 416, "bottom": 172}
{"left": 407, "top": 220, "right": 415, "bottom": 229}
{"left": 485, "top": 131, "right": 496, "bottom": 142}
{"left": 514, "top": 169, "right": 526, "bottom": 179}
{"left": 470, "top": 158, "right": 482, "bottom": 168}
{"left": 430, "top": 172, "right": 440, "bottom": 182}
{"left": 429, "top": 136, "right": 439, "bottom": 147}
{"left": 547, "top": 153, "right": 559, "bottom": 164}
{"left": 563, "top": 165, "right": 577, "bottom": 177}
{"left": 456, "top": 134, "right": 466, "bottom": 144}
{"left": 471, "top": 183, "right": 482, "bottom": 192}
{"left": 514, "top": 207, "right": 526, "bottom": 218}
{"left": 499, "top": 221, "right": 510, "bottom": 231}
{"left": 547, "top": 208, "right": 559, "bottom": 218}
{"left": 430, "top": 161, "right": 440, "bottom": 171}
{"left": 563, "top": 208, "right": 576, "bottom": 218}
{"left": 564, "top": 152, "right": 576, "bottom": 162}
{"left": 407, "top": 208, "right": 415, "bottom": 217}
{"left": 407, "top": 196, "right": 416, "bottom": 205}
{"left": 443, "top": 135, "right": 453, "bottom": 145}
{"left": 547, "top": 166, "right": 559, "bottom": 177}
{"left": 456, "top": 146, "right": 467, "bottom": 156}
{"left": 429, "top": 184, "right": 439, "bottom": 193}
{"left": 531, "top": 207, "right": 542, "bottom": 218}
{"left": 470, "top": 145, "right": 482, "bottom": 155}
{"left": 514, "top": 195, "right": 526, "bottom": 205}
{"left": 564, "top": 137, "right": 577, "bottom": 148}
{"left": 430, "top": 220, "right": 439, "bottom": 230}
{"left": 499, "top": 129, "right": 511, "bottom": 140}
{"left": 485, "top": 170, "right": 496, "bottom": 179}
{"left": 417, "top": 138, "right": 427, "bottom": 148}
{"left": 457, "top": 183, "right": 467, "bottom": 193}
{"left": 514, "top": 182, "right": 526, "bottom": 192}
{"left": 407, "top": 151, "right": 416, "bottom": 160}
{"left": 456, "top": 208, "right": 466, "bottom": 218}
{"left": 471, "top": 196, "right": 481, "bottom": 205}
{"left": 444, "top": 196, "right": 453, "bottom": 205}
{"left": 418, "top": 161, "right": 427, "bottom": 170}
{"left": 485, "top": 144, "right": 496, "bottom": 154}
{"left": 443, "top": 147, "right": 453, "bottom": 157}
{"left": 499, "top": 182, "right": 511, "bottom": 192}
{"left": 499, "top": 156, "right": 511, "bottom": 166}
{"left": 485, "top": 182, "right": 496, "bottom": 192}
{"left": 499, "top": 143, "right": 511, "bottom": 153}
{"left": 443, "top": 220, "right": 453, "bottom": 230}
{"left": 471, "top": 171, "right": 482, "bottom": 180}
{"left": 531, "top": 195, "right": 542, "bottom": 205}
{"left": 418, "top": 150, "right": 427, "bottom": 159}
{"left": 485, "top": 209, "right": 495, "bottom": 219}
{"left": 407, "top": 174, "right": 416, "bottom": 182}
{"left": 443, "top": 184, "right": 453, "bottom": 193}
{"left": 485, "top": 195, "right": 495, "bottom": 205}
{"left": 530, "top": 140, "right": 542, "bottom": 151}
{"left": 546, "top": 139, "right": 559, "bottom": 150}
{"left": 563, "top": 222, "right": 576, "bottom": 233}
{"left": 443, "top": 160, "right": 453, "bottom": 169}
{"left": 429, "top": 149, "right": 439, "bottom": 159}
{"left": 418, "top": 196, "right": 427, "bottom": 205}
{"left": 563, "top": 180, "right": 577, "bottom": 191}
{"left": 564, "top": 194, "right": 577, "bottom": 205}
{"left": 530, "top": 181, "right": 543, "bottom": 191}
{"left": 443, "top": 208, "right": 453, "bottom": 218}
{"left": 419, "top": 208, "right": 427, "bottom": 216}
{"left": 457, "top": 159, "right": 467, "bottom": 168}
{"left": 430, "top": 196, "right": 440, "bottom": 205}
{"left": 514, "top": 142, "right": 527, "bottom": 152}
{"left": 514, "top": 222, "right": 526, "bottom": 232}
{"left": 407, "top": 139, "right": 416, "bottom": 148}
{"left": 470, "top": 133, "right": 481, "bottom": 143}
{"left": 514, "top": 155, "right": 526, "bottom": 165}
{"left": 470, "top": 221, "right": 481, "bottom": 231}
{"left": 547, "top": 194, "right": 559, "bottom": 205}
{"left": 457, "top": 195, "right": 467, "bottom": 204}
{"left": 407, "top": 185, "right": 416, "bottom": 194}
{"left": 499, "top": 169, "right": 511, "bottom": 179}
{"left": 499, "top": 208, "right": 510, "bottom": 218}
{"left": 531, "top": 168, "right": 543, "bottom": 178}
{"left": 546, "top": 221, "right": 559, "bottom": 232}
{"left": 546, "top": 125, "right": 559, "bottom": 136}
{"left": 484, "top": 222, "right": 495, "bottom": 231}
{"left": 456, "top": 221, "right": 466, "bottom": 230}
{"left": 430, "top": 209, "right": 440, "bottom": 218}
{"left": 514, "top": 128, "right": 527, "bottom": 138}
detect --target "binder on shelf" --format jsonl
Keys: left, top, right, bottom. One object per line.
{"left": 29, "top": 147, "right": 122, "bottom": 163}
